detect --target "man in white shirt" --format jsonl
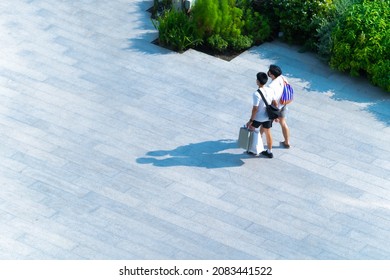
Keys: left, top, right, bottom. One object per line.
{"left": 267, "top": 64, "right": 291, "bottom": 148}
{"left": 246, "top": 72, "right": 275, "bottom": 158}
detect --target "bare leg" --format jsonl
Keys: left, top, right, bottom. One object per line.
{"left": 279, "top": 117, "right": 290, "bottom": 145}
{"left": 263, "top": 128, "right": 273, "bottom": 150}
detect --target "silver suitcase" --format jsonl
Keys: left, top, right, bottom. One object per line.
{"left": 237, "top": 126, "right": 253, "bottom": 150}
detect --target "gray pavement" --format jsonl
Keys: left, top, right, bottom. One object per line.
{"left": 1, "top": 0, "right": 390, "bottom": 260}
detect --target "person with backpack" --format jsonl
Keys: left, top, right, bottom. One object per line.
{"left": 246, "top": 72, "right": 275, "bottom": 158}
{"left": 266, "top": 64, "right": 292, "bottom": 148}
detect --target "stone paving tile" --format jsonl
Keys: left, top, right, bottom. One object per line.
{"left": 1, "top": 0, "right": 389, "bottom": 260}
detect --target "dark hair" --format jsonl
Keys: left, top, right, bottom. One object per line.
{"left": 268, "top": 64, "right": 282, "bottom": 77}
{"left": 256, "top": 72, "right": 268, "bottom": 85}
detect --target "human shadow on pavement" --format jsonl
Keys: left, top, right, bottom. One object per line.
{"left": 136, "top": 139, "right": 248, "bottom": 169}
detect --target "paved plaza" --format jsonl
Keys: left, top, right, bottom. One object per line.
{"left": 1, "top": 0, "right": 390, "bottom": 259}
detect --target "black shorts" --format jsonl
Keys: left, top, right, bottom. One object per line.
{"left": 252, "top": 120, "right": 272, "bottom": 129}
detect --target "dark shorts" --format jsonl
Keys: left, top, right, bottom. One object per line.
{"left": 252, "top": 120, "right": 272, "bottom": 129}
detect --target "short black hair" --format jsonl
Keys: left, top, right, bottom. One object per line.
{"left": 268, "top": 64, "right": 282, "bottom": 77}
{"left": 256, "top": 72, "right": 268, "bottom": 85}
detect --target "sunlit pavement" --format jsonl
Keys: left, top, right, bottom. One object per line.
{"left": 0, "top": 0, "right": 389, "bottom": 259}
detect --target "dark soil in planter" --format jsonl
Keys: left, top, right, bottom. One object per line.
{"left": 192, "top": 44, "right": 245, "bottom": 61}
{"left": 152, "top": 38, "right": 245, "bottom": 61}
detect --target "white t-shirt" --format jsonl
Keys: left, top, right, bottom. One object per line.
{"left": 269, "top": 75, "right": 288, "bottom": 106}
{"left": 252, "top": 86, "right": 274, "bottom": 122}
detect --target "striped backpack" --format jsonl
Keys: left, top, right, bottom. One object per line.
{"left": 280, "top": 77, "right": 294, "bottom": 105}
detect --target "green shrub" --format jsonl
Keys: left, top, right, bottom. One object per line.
{"left": 330, "top": 0, "right": 389, "bottom": 91}
{"left": 217, "top": 1, "right": 244, "bottom": 40}
{"left": 192, "top": 0, "right": 259, "bottom": 52}
{"left": 152, "top": 8, "right": 201, "bottom": 52}
{"left": 370, "top": 60, "right": 390, "bottom": 92}
{"left": 191, "top": 0, "right": 219, "bottom": 39}
{"left": 315, "top": 0, "right": 362, "bottom": 60}
{"left": 192, "top": 0, "right": 245, "bottom": 38}
{"left": 229, "top": 35, "right": 253, "bottom": 51}
{"left": 265, "top": 0, "right": 389, "bottom": 91}
{"left": 239, "top": 0, "right": 271, "bottom": 45}
{"left": 252, "top": 0, "right": 280, "bottom": 39}
{"left": 207, "top": 34, "right": 229, "bottom": 52}
{"left": 152, "top": 0, "right": 272, "bottom": 53}
{"left": 269, "top": 0, "right": 335, "bottom": 49}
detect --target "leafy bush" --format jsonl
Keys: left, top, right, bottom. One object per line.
{"left": 192, "top": 0, "right": 245, "bottom": 51}
{"left": 251, "top": 0, "right": 389, "bottom": 91}
{"left": 329, "top": 0, "right": 389, "bottom": 91}
{"left": 152, "top": 0, "right": 272, "bottom": 53}
{"left": 191, "top": 0, "right": 219, "bottom": 39}
{"left": 370, "top": 60, "right": 390, "bottom": 93}
{"left": 252, "top": 0, "right": 281, "bottom": 39}
{"left": 315, "top": 0, "right": 362, "bottom": 60}
{"left": 207, "top": 34, "right": 228, "bottom": 52}
{"left": 239, "top": 0, "right": 271, "bottom": 45}
{"left": 192, "top": 0, "right": 270, "bottom": 52}
{"left": 229, "top": 35, "right": 253, "bottom": 51}
{"left": 256, "top": 0, "right": 334, "bottom": 49}
{"left": 152, "top": 8, "right": 201, "bottom": 53}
